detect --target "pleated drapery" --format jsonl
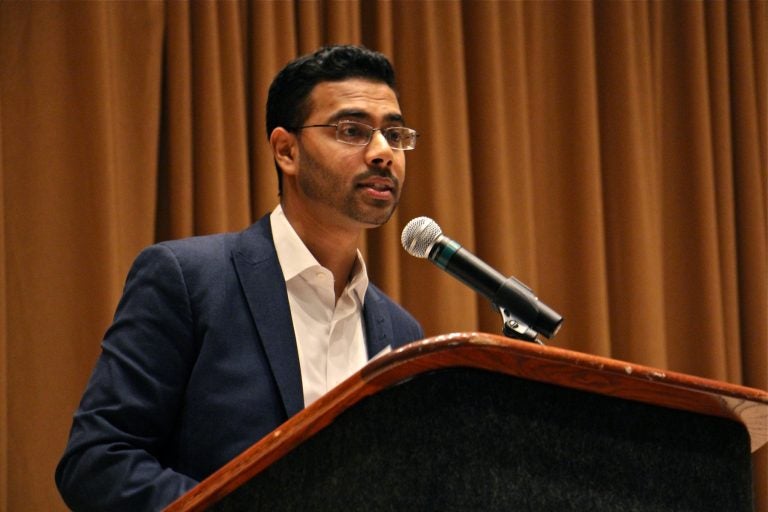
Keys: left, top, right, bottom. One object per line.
{"left": 1, "top": 1, "right": 765, "bottom": 510}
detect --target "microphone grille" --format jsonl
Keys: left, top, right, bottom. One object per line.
{"left": 401, "top": 217, "right": 443, "bottom": 258}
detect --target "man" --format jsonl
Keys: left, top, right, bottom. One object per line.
{"left": 56, "top": 45, "right": 423, "bottom": 511}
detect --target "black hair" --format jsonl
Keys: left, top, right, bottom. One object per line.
{"left": 266, "top": 45, "right": 398, "bottom": 194}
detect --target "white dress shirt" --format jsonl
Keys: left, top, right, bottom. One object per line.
{"left": 270, "top": 205, "right": 369, "bottom": 406}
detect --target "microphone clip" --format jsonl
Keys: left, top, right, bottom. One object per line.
{"left": 498, "top": 306, "right": 545, "bottom": 345}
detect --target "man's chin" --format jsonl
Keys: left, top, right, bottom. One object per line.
{"left": 349, "top": 204, "right": 397, "bottom": 228}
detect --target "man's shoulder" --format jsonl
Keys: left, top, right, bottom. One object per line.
{"left": 129, "top": 216, "right": 273, "bottom": 274}
{"left": 366, "top": 283, "right": 421, "bottom": 329}
{"left": 153, "top": 216, "right": 272, "bottom": 259}
{"left": 157, "top": 230, "right": 239, "bottom": 254}
{"left": 365, "top": 283, "right": 423, "bottom": 348}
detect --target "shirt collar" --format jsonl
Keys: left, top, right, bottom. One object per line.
{"left": 270, "top": 204, "right": 369, "bottom": 303}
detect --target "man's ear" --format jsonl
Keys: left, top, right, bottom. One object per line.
{"left": 270, "top": 128, "right": 299, "bottom": 176}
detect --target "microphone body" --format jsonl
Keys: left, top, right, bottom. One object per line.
{"left": 402, "top": 217, "right": 563, "bottom": 339}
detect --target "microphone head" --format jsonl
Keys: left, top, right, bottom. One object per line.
{"left": 401, "top": 217, "right": 443, "bottom": 258}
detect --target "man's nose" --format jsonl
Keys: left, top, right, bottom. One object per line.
{"left": 365, "top": 130, "right": 395, "bottom": 167}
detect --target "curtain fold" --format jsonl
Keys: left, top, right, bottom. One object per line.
{"left": 1, "top": 2, "right": 166, "bottom": 509}
{"left": 594, "top": 0, "right": 667, "bottom": 365}
{"left": 728, "top": 0, "right": 767, "bottom": 392}
{"left": 1, "top": 1, "right": 765, "bottom": 510}
{"left": 462, "top": 1, "right": 540, "bottom": 335}
{"left": 245, "top": 1, "right": 296, "bottom": 216}
{"left": 158, "top": 0, "right": 252, "bottom": 240}
{"left": 0, "top": 84, "right": 8, "bottom": 511}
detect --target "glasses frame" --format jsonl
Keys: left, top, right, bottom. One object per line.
{"left": 290, "top": 120, "right": 419, "bottom": 150}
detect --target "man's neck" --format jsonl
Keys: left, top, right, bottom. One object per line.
{"left": 280, "top": 202, "right": 361, "bottom": 301}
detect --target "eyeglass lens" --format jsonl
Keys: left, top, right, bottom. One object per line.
{"left": 336, "top": 121, "right": 417, "bottom": 150}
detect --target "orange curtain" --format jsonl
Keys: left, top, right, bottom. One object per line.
{"left": 1, "top": 1, "right": 765, "bottom": 510}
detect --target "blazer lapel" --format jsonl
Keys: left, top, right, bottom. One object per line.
{"left": 231, "top": 216, "right": 400, "bottom": 415}
{"left": 232, "top": 216, "right": 304, "bottom": 417}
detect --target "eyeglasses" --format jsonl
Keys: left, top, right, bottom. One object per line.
{"left": 291, "top": 120, "right": 419, "bottom": 150}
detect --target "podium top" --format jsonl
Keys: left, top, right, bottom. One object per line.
{"left": 166, "top": 332, "right": 768, "bottom": 512}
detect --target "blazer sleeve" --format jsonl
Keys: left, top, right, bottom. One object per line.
{"left": 55, "top": 244, "right": 200, "bottom": 512}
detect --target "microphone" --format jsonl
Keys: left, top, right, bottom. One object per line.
{"left": 401, "top": 216, "right": 563, "bottom": 339}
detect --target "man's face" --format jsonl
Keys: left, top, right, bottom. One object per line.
{"left": 292, "top": 78, "right": 407, "bottom": 229}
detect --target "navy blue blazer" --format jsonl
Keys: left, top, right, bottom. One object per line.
{"left": 55, "top": 215, "right": 424, "bottom": 511}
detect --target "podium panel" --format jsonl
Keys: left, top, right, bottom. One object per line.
{"left": 167, "top": 333, "right": 768, "bottom": 512}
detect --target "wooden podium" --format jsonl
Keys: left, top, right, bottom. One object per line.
{"left": 166, "top": 333, "right": 768, "bottom": 511}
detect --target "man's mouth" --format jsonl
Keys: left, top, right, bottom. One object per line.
{"left": 357, "top": 177, "right": 397, "bottom": 199}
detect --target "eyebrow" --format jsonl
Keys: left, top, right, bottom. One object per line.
{"left": 329, "top": 109, "right": 405, "bottom": 125}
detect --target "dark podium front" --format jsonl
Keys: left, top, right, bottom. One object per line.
{"left": 165, "top": 333, "right": 768, "bottom": 511}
